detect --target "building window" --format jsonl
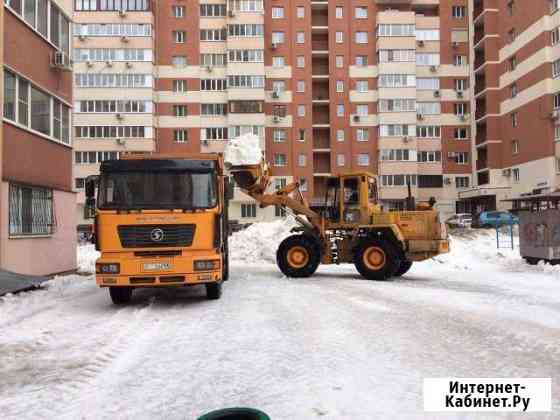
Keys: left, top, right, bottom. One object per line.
{"left": 297, "top": 80, "right": 305, "bottom": 92}
{"left": 337, "top": 104, "right": 344, "bottom": 117}
{"left": 296, "top": 56, "right": 305, "bottom": 68}
{"left": 357, "top": 154, "right": 370, "bottom": 166}
{"left": 355, "top": 56, "right": 368, "bottom": 66}
{"left": 173, "top": 31, "right": 185, "bottom": 43}
{"left": 273, "top": 129, "right": 286, "bottom": 143}
{"left": 336, "top": 32, "right": 343, "bottom": 43}
{"left": 336, "top": 56, "right": 344, "bottom": 68}
{"left": 272, "top": 56, "right": 285, "bottom": 67}
{"left": 337, "top": 154, "right": 345, "bottom": 167}
{"left": 355, "top": 32, "right": 368, "bottom": 44}
{"left": 297, "top": 105, "right": 305, "bottom": 117}
{"left": 356, "top": 128, "right": 369, "bottom": 142}
{"left": 513, "top": 168, "right": 520, "bottom": 182}
{"left": 296, "top": 6, "right": 304, "bottom": 18}
{"left": 356, "top": 80, "right": 368, "bottom": 92}
{"left": 173, "top": 105, "right": 187, "bottom": 117}
{"left": 511, "top": 83, "right": 518, "bottom": 97}
{"left": 298, "top": 129, "right": 305, "bottom": 141}
{"left": 509, "top": 56, "right": 517, "bottom": 71}
{"left": 30, "top": 86, "right": 50, "bottom": 136}
{"left": 299, "top": 178, "right": 308, "bottom": 192}
{"left": 272, "top": 7, "right": 284, "bottom": 19}
{"left": 174, "top": 129, "right": 187, "bottom": 143}
{"left": 298, "top": 154, "right": 307, "bottom": 167}
{"left": 337, "top": 129, "right": 345, "bottom": 142}
{"left": 556, "top": 158, "right": 560, "bottom": 173}
{"left": 355, "top": 6, "right": 367, "bottom": 18}
{"left": 336, "top": 80, "right": 344, "bottom": 92}
{"left": 335, "top": 6, "right": 343, "bottom": 19}
{"left": 356, "top": 105, "right": 368, "bottom": 116}
{"left": 454, "top": 128, "right": 468, "bottom": 139}
{"left": 3, "top": 71, "right": 16, "bottom": 120}
{"left": 75, "top": 178, "right": 85, "bottom": 189}
{"left": 453, "top": 55, "right": 467, "bottom": 66}
{"left": 173, "top": 80, "right": 186, "bottom": 92}
{"left": 172, "top": 56, "right": 187, "bottom": 67}
{"left": 455, "top": 177, "right": 470, "bottom": 189}
{"left": 172, "top": 5, "right": 185, "bottom": 18}
{"left": 419, "top": 151, "right": 442, "bottom": 163}
{"left": 454, "top": 79, "right": 468, "bottom": 91}
{"left": 272, "top": 32, "right": 285, "bottom": 44}
{"left": 241, "top": 203, "right": 257, "bottom": 218}
{"left": 275, "top": 206, "right": 286, "bottom": 218}
{"left": 274, "top": 154, "right": 287, "bottom": 166}
{"left": 511, "top": 112, "right": 518, "bottom": 127}
{"left": 9, "top": 184, "right": 54, "bottom": 236}
{"left": 553, "top": 26, "right": 560, "bottom": 45}
{"left": 452, "top": 6, "right": 466, "bottom": 18}
{"left": 454, "top": 152, "right": 469, "bottom": 164}
{"left": 296, "top": 31, "right": 305, "bottom": 44}
{"left": 200, "top": 3, "right": 227, "bottom": 16}
{"left": 512, "top": 139, "right": 519, "bottom": 154}
{"left": 454, "top": 103, "right": 467, "bottom": 116}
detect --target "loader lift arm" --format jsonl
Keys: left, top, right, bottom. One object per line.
{"left": 229, "top": 161, "right": 325, "bottom": 235}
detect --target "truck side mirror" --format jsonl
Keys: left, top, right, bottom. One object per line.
{"left": 225, "top": 177, "right": 234, "bottom": 200}
{"left": 84, "top": 176, "right": 98, "bottom": 219}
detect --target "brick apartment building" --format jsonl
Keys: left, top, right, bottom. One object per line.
{"left": 458, "top": 0, "right": 560, "bottom": 213}
{"left": 2, "top": 0, "right": 76, "bottom": 275}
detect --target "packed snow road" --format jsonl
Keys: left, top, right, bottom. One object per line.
{"left": 1, "top": 228, "right": 560, "bottom": 419}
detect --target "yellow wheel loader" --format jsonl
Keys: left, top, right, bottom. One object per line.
{"left": 229, "top": 160, "right": 450, "bottom": 280}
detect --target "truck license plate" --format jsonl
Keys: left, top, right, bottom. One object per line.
{"left": 143, "top": 262, "right": 171, "bottom": 272}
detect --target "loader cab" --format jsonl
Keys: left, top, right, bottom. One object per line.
{"left": 324, "top": 173, "right": 379, "bottom": 225}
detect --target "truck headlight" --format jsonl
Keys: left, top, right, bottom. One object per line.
{"left": 96, "top": 263, "right": 120, "bottom": 274}
{"left": 194, "top": 260, "right": 219, "bottom": 271}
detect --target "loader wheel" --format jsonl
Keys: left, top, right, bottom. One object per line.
{"left": 394, "top": 260, "right": 413, "bottom": 277}
{"left": 354, "top": 239, "right": 401, "bottom": 281}
{"left": 277, "top": 235, "right": 321, "bottom": 278}
{"left": 109, "top": 287, "right": 133, "bottom": 305}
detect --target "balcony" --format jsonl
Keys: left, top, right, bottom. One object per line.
{"left": 312, "top": 104, "right": 330, "bottom": 125}
{"left": 313, "top": 153, "right": 331, "bottom": 174}
{"left": 312, "top": 56, "right": 329, "bottom": 77}
{"left": 312, "top": 33, "right": 328, "bottom": 53}
{"left": 476, "top": 159, "right": 488, "bottom": 171}
{"left": 313, "top": 128, "right": 330, "bottom": 150}
{"left": 312, "top": 80, "right": 329, "bottom": 102}
{"left": 311, "top": 10, "right": 328, "bottom": 28}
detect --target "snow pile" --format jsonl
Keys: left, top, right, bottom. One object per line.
{"left": 224, "top": 133, "right": 262, "bottom": 167}
{"left": 229, "top": 218, "right": 298, "bottom": 264}
{"left": 77, "top": 244, "right": 100, "bottom": 274}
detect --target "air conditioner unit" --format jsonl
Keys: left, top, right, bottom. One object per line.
{"left": 503, "top": 168, "right": 512, "bottom": 177}
{"left": 444, "top": 177, "right": 453, "bottom": 185}
{"left": 51, "top": 51, "right": 72, "bottom": 70}
{"left": 430, "top": 65, "right": 438, "bottom": 73}
{"left": 273, "top": 115, "right": 282, "bottom": 123}
{"left": 86, "top": 60, "right": 94, "bottom": 68}
{"left": 353, "top": 115, "right": 361, "bottom": 123}
{"left": 416, "top": 113, "right": 424, "bottom": 120}
{"left": 118, "top": 8, "right": 127, "bottom": 17}
{"left": 402, "top": 136, "right": 411, "bottom": 143}
{"left": 116, "top": 113, "right": 124, "bottom": 120}
{"left": 417, "top": 40, "right": 425, "bottom": 47}
{"left": 78, "top": 34, "right": 88, "bottom": 41}
{"left": 434, "top": 90, "right": 441, "bottom": 97}
{"left": 106, "top": 60, "right": 113, "bottom": 67}
{"left": 121, "top": 36, "right": 130, "bottom": 43}
{"left": 447, "top": 152, "right": 457, "bottom": 159}
{"left": 456, "top": 90, "right": 464, "bottom": 98}
{"left": 452, "top": 41, "right": 459, "bottom": 48}
{"left": 116, "top": 138, "right": 126, "bottom": 145}
{"left": 459, "top": 114, "right": 467, "bottom": 121}
{"left": 125, "top": 61, "right": 133, "bottom": 68}
{"left": 205, "top": 65, "right": 213, "bottom": 72}
{"left": 550, "top": 110, "right": 560, "bottom": 119}
{"left": 272, "top": 91, "right": 280, "bottom": 99}
{"left": 228, "top": 10, "right": 235, "bottom": 17}
{"left": 271, "top": 43, "right": 278, "bottom": 50}
{"left": 202, "top": 139, "right": 209, "bottom": 146}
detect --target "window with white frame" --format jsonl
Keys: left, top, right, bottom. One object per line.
{"left": 228, "top": 24, "right": 264, "bottom": 37}
{"left": 296, "top": 56, "right": 305, "bottom": 68}
{"left": 9, "top": 184, "right": 54, "bottom": 236}
{"left": 241, "top": 203, "right": 257, "bottom": 218}
{"left": 336, "top": 56, "right": 344, "bottom": 68}
{"left": 172, "top": 56, "right": 187, "bottom": 67}
{"left": 173, "top": 80, "right": 186, "bottom": 92}
{"left": 355, "top": 55, "right": 368, "bottom": 66}
{"left": 552, "top": 26, "right": 560, "bottom": 45}
{"left": 273, "top": 129, "right": 286, "bottom": 142}
{"left": 454, "top": 55, "right": 467, "bottom": 66}
{"left": 75, "top": 73, "right": 153, "bottom": 88}
{"left": 378, "top": 74, "right": 416, "bottom": 88}
{"left": 452, "top": 6, "right": 466, "bottom": 18}
{"left": 355, "top": 32, "right": 368, "bottom": 43}
{"left": 296, "top": 32, "right": 305, "bottom": 44}
{"left": 380, "top": 149, "right": 414, "bottom": 161}
{"left": 272, "top": 56, "right": 285, "bottom": 67}
{"left": 200, "top": 3, "right": 226, "bottom": 16}
{"left": 356, "top": 80, "right": 368, "bottom": 92}
{"left": 355, "top": 7, "right": 367, "bottom": 18}
{"left": 417, "top": 102, "right": 441, "bottom": 115}
{"left": 337, "top": 104, "right": 345, "bottom": 117}
{"left": 513, "top": 168, "right": 520, "bottom": 182}
{"left": 379, "top": 49, "right": 415, "bottom": 63}
{"left": 336, "top": 81, "right": 344, "bottom": 92}
{"left": 337, "top": 153, "right": 346, "bottom": 167}
{"left": 378, "top": 24, "right": 415, "bottom": 37}
{"left": 415, "top": 29, "right": 440, "bottom": 41}
{"left": 379, "top": 98, "right": 415, "bottom": 112}
{"left": 356, "top": 128, "right": 369, "bottom": 141}
{"left": 554, "top": 92, "right": 560, "bottom": 109}
{"left": 417, "top": 78, "right": 440, "bottom": 90}
{"left": 335, "top": 6, "right": 343, "bottom": 19}
{"left": 380, "top": 174, "right": 417, "bottom": 187}
{"left": 228, "top": 49, "right": 264, "bottom": 63}
{"left": 416, "top": 53, "right": 440, "bottom": 66}
{"left": 454, "top": 152, "right": 469, "bottom": 164}
{"left": 337, "top": 129, "right": 345, "bottom": 142}
{"left": 172, "top": 5, "right": 185, "bottom": 17}
{"left": 455, "top": 177, "right": 470, "bottom": 188}
{"left": 274, "top": 153, "right": 287, "bottom": 166}
{"left": 454, "top": 103, "right": 467, "bottom": 116}
{"left": 296, "top": 6, "right": 304, "bottom": 18}
{"left": 357, "top": 154, "right": 370, "bottom": 166}
{"left": 298, "top": 154, "right": 307, "bottom": 167}
{"left": 202, "top": 127, "right": 228, "bottom": 140}
{"left": 272, "top": 32, "right": 285, "bottom": 44}
{"left": 416, "top": 125, "right": 441, "bottom": 138}
{"left": 512, "top": 139, "right": 520, "bottom": 154}
{"left": 553, "top": 59, "right": 560, "bottom": 78}
{"left": 174, "top": 129, "right": 187, "bottom": 143}
{"left": 379, "top": 124, "right": 413, "bottom": 137}
{"left": 297, "top": 105, "right": 305, "bottom": 117}
{"left": 336, "top": 32, "right": 344, "bottom": 43}
{"left": 454, "top": 128, "right": 468, "bottom": 139}
{"left": 297, "top": 80, "right": 305, "bottom": 92}
{"left": 356, "top": 105, "right": 368, "bottom": 116}
{"left": 173, "top": 31, "right": 185, "bottom": 43}
{"left": 201, "top": 79, "right": 227, "bottom": 91}
{"left": 418, "top": 151, "right": 442, "bottom": 163}
{"left": 272, "top": 7, "right": 284, "bottom": 18}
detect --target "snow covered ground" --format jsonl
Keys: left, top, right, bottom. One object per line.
{"left": 1, "top": 224, "right": 559, "bottom": 419}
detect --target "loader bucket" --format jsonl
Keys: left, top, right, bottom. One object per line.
{"left": 232, "top": 169, "right": 258, "bottom": 190}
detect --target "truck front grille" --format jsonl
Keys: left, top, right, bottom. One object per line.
{"left": 117, "top": 224, "right": 196, "bottom": 248}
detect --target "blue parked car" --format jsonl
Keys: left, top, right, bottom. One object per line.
{"left": 475, "top": 211, "right": 519, "bottom": 228}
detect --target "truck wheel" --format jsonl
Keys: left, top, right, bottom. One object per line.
{"left": 394, "top": 260, "right": 413, "bottom": 277}
{"left": 206, "top": 282, "right": 222, "bottom": 300}
{"left": 277, "top": 235, "right": 321, "bottom": 278}
{"left": 354, "top": 239, "right": 401, "bottom": 281}
{"left": 109, "top": 287, "right": 133, "bottom": 304}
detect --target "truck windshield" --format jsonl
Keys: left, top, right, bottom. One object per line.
{"left": 97, "top": 171, "right": 217, "bottom": 210}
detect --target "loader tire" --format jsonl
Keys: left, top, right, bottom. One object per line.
{"left": 394, "top": 260, "right": 413, "bottom": 277}
{"left": 354, "top": 238, "right": 401, "bottom": 281}
{"left": 277, "top": 235, "right": 321, "bottom": 278}
{"left": 109, "top": 287, "right": 133, "bottom": 305}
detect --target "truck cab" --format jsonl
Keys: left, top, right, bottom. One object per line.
{"left": 84, "top": 154, "right": 232, "bottom": 304}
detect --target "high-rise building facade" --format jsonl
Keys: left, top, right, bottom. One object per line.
{"left": 72, "top": 0, "right": 472, "bottom": 223}
{"left": 73, "top": 0, "right": 155, "bottom": 227}
{"left": 460, "top": 0, "right": 560, "bottom": 213}
{"left": 2, "top": 0, "right": 76, "bottom": 275}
